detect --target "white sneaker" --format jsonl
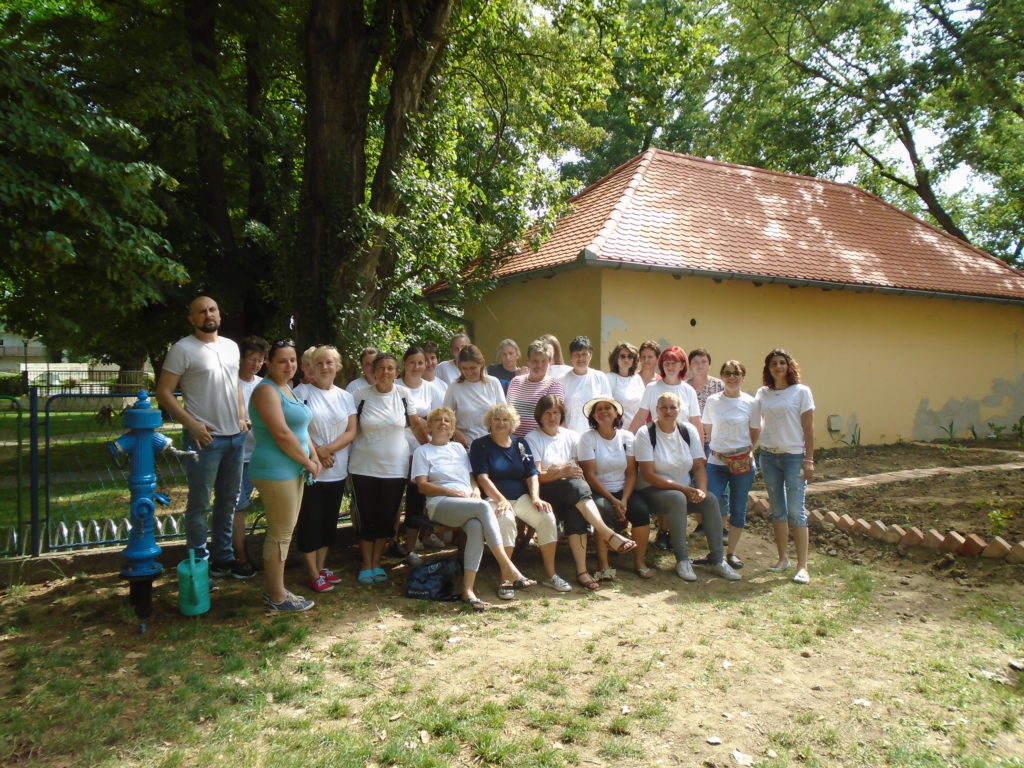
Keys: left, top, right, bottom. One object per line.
{"left": 675, "top": 560, "right": 697, "bottom": 581}
{"left": 709, "top": 560, "right": 742, "bottom": 581}
{"left": 793, "top": 569, "right": 810, "bottom": 584}
{"left": 541, "top": 574, "right": 572, "bottom": 592}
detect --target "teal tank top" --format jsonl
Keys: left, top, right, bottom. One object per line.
{"left": 249, "top": 380, "right": 312, "bottom": 480}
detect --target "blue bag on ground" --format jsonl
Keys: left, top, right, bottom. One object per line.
{"left": 405, "top": 557, "right": 462, "bottom": 601}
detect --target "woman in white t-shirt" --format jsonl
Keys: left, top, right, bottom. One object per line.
{"left": 628, "top": 345, "right": 703, "bottom": 438}
{"left": 578, "top": 396, "right": 652, "bottom": 579}
{"left": 294, "top": 345, "right": 358, "bottom": 592}
{"left": 606, "top": 342, "right": 645, "bottom": 427}
{"left": 350, "top": 353, "right": 426, "bottom": 585}
{"left": 560, "top": 335, "right": 610, "bottom": 435}
{"left": 527, "top": 395, "right": 636, "bottom": 591}
{"left": 412, "top": 407, "right": 535, "bottom": 610}
{"left": 634, "top": 392, "right": 740, "bottom": 583}
{"left": 703, "top": 360, "right": 760, "bottom": 571}
{"left": 444, "top": 344, "right": 506, "bottom": 447}
{"left": 756, "top": 349, "right": 815, "bottom": 585}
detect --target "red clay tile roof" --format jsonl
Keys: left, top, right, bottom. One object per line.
{"left": 495, "top": 149, "right": 1024, "bottom": 302}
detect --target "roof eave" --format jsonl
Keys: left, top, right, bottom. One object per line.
{"left": 485, "top": 251, "right": 1024, "bottom": 306}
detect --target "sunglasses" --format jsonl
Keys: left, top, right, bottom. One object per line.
{"left": 721, "top": 370, "right": 743, "bottom": 377}
{"left": 272, "top": 339, "right": 295, "bottom": 348}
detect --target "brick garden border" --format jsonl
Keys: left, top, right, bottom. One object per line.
{"left": 747, "top": 461, "right": 1024, "bottom": 564}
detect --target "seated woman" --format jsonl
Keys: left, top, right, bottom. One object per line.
{"left": 526, "top": 395, "right": 637, "bottom": 591}
{"left": 469, "top": 403, "right": 571, "bottom": 595}
{"left": 634, "top": 392, "right": 740, "bottom": 583}
{"left": 412, "top": 407, "right": 536, "bottom": 609}
{"left": 577, "top": 396, "right": 652, "bottom": 579}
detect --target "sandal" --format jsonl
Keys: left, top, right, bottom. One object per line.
{"left": 497, "top": 581, "right": 515, "bottom": 600}
{"left": 635, "top": 566, "right": 654, "bottom": 579}
{"left": 372, "top": 567, "right": 388, "bottom": 583}
{"left": 726, "top": 553, "right": 744, "bottom": 569}
{"left": 511, "top": 576, "right": 536, "bottom": 589}
{"left": 606, "top": 532, "right": 637, "bottom": 554}
{"left": 357, "top": 569, "right": 375, "bottom": 585}
{"left": 577, "top": 571, "right": 601, "bottom": 591}
{"left": 593, "top": 568, "right": 616, "bottom": 582}
{"left": 463, "top": 596, "right": 490, "bottom": 612}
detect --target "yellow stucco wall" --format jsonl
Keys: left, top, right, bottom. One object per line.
{"left": 466, "top": 266, "right": 1024, "bottom": 445}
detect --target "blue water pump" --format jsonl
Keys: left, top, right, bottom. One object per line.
{"left": 109, "top": 391, "right": 191, "bottom": 631}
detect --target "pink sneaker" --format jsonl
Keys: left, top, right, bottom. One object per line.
{"left": 310, "top": 574, "right": 335, "bottom": 593}
{"left": 320, "top": 568, "right": 341, "bottom": 585}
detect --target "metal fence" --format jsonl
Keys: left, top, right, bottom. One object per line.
{"left": 0, "top": 386, "right": 256, "bottom": 557}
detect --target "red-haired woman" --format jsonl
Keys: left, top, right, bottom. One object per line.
{"left": 628, "top": 346, "right": 703, "bottom": 437}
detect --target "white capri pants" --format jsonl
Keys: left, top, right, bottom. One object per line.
{"left": 490, "top": 494, "right": 559, "bottom": 548}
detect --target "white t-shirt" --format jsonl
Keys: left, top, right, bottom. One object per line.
{"left": 704, "top": 392, "right": 760, "bottom": 465}
{"left": 756, "top": 384, "right": 815, "bottom": 454}
{"left": 350, "top": 384, "right": 417, "bottom": 478}
{"left": 434, "top": 359, "right": 460, "bottom": 385}
{"left": 634, "top": 420, "right": 704, "bottom": 487}
{"left": 524, "top": 427, "right": 579, "bottom": 468}
{"left": 402, "top": 378, "right": 445, "bottom": 452}
{"left": 609, "top": 373, "right": 645, "bottom": 427}
{"left": 410, "top": 441, "right": 473, "bottom": 515}
{"left": 345, "top": 375, "right": 373, "bottom": 396}
{"left": 561, "top": 368, "right": 611, "bottom": 435}
{"left": 239, "top": 375, "right": 261, "bottom": 460}
{"left": 443, "top": 378, "right": 507, "bottom": 443}
{"left": 548, "top": 363, "right": 573, "bottom": 379}
{"left": 162, "top": 335, "right": 241, "bottom": 436}
{"left": 294, "top": 383, "right": 357, "bottom": 482}
{"left": 637, "top": 379, "right": 701, "bottom": 424}
{"left": 577, "top": 428, "right": 634, "bottom": 493}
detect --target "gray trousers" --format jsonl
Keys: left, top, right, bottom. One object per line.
{"left": 636, "top": 486, "right": 724, "bottom": 563}
{"left": 429, "top": 497, "right": 503, "bottom": 572}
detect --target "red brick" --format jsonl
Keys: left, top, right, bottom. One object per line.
{"left": 958, "top": 534, "right": 988, "bottom": 557}
{"left": 921, "top": 529, "right": 945, "bottom": 549}
{"left": 882, "top": 525, "right": 905, "bottom": 544}
{"left": 824, "top": 510, "right": 842, "bottom": 527}
{"left": 982, "top": 536, "right": 1012, "bottom": 559}
{"left": 1007, "top": 542, "right": 1024, "bottom": 565}
{"left": 808, "top": 509, "right": 825, "bottom": 527}
{"left": 868, "top": 521, "right": 888, "bottom": 540}
{"left": 900, "top": 527, "right": 924, "bottom": 546}
{"left": 751, "top": 498, "right": 770, "bottom": 517}
{"left": 852, "top": 518, "right": 872, "bottom": 535}
{"left": 941, "top": 531, "right": 966, "bottom": 552}
{"left": 836, "top": 514, "right": 855, "bottom": 531}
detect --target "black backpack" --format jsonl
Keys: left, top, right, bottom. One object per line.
{"left": 405, "top": 557, "right": 462, "bottom": 601}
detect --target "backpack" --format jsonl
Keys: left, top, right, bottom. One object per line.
{"left": 356, "top": 395, "right": 410, "bottom": 425}
{"left": 647, "top": 421, "right": 692, "bottom": 448}
{"left": 405, "top": 557, "right": 462, "bottom": 601}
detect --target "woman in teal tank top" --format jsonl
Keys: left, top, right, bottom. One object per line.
{"left": 249, "top": 340, "right": 321, "bottom": 612}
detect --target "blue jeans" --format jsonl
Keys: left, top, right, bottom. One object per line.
{"left": 707, "top": 462, "right": 756, "bottom": 528}
{"left": 184, "top": 432, "right": 246, "bottom": 562}
{"left": 759, "top": 451, "right": 807, "bottom": 527}
{"left": 236, "top": 461, "right": 254, "bottom": 512}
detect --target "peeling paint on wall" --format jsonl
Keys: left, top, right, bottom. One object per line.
{"left": 600, "top": 315, "right": 628, "bottom": 346}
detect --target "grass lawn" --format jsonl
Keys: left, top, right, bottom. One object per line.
{"left": 0, "top": 530, "right": 1020, "bottom": 768}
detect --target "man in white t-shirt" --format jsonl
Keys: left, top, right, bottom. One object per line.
{"left": 156, "top": 296, "right": 250, "bottom": 579}
{"left": 434, "top": 332, "right": 470, "bottom": 385}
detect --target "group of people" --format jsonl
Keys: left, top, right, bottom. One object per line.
{"left": 157, "top": 297, "right": 815, "bottom": 613}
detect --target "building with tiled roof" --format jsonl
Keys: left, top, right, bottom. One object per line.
{"left": 463, "top": 149, "right": 1024, "bottom": 443}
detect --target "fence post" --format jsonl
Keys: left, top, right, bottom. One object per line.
{"left": 28, "top": 387, "right": 41, "bottom": 557}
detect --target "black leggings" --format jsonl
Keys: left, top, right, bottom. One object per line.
{"left": 350, "top": 474, "right": 406, "bottom": 541}
{"left": 295, "top": 480, "right": 345, "bottom": 553}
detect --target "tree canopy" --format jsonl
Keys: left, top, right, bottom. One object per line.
{"left": 1, "top": 0, "right": 1019, "bottom": 371}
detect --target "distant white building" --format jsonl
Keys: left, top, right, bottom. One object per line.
{"left": 0, "top": 328, "right": 53, "bottom": 374}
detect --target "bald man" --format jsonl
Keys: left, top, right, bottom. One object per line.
{"left": 157, "top": 296, "right": 252, "bottom": 579}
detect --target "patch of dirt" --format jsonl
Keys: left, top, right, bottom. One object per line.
{"left": 813, "top": 438, "right": 1023, "bottom": 480}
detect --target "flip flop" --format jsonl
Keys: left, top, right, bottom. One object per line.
{"left": 577, "top": 571, "right": 601, "bottom": 591}
{"left": 512, "top": 577, "right": 536, "bottom": 589}
{"left": 463, "top": 596, "right": 490, "bottom": 612}
{"left": 357, "top": 569, "right": 374, "bottom": 585}
{"left": 636, "top": 566, "right": 654, "bottom": 579}
{"left": 372, "top": 567, "right": 388, "bottom": 583}
{"left": 606, "top": 532, "right": 637, "bottom": 554}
